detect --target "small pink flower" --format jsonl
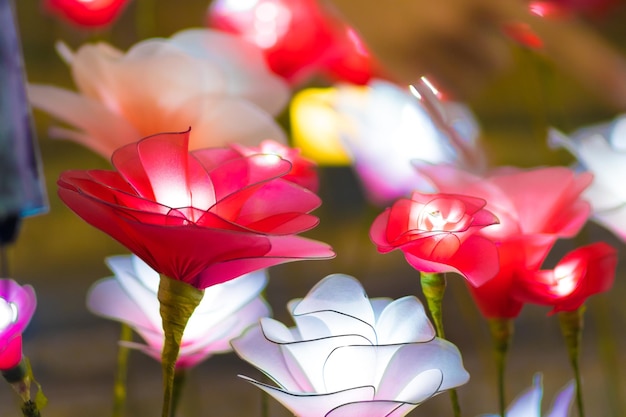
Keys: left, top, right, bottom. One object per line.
{"left": 515, "top": 242, "right": 617, "bottom": 314}
{"left": 0, "top": 280, "right": 36, "bottom": 371}
{"left": 370, "top": 192, "right": 499, "bottom": 286}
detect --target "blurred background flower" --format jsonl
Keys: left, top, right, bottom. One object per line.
{"left": 479, "top": 373, "right": 574, "bottom": 417}
{"left": 28, "top": 28, "right": 289, "bottom": 158}
{"left": 550, "top": 116, "right": 626, "bottom": 242}
{"left": 42, "top": 0, "right": 131, "bottom": 28}
{"left": 207, "top": 0, "right": 375, "bottom": 85}
{"left": 0, "top": 279, "right": 36, "bottom": 371}
{"left": 87, "top": 255, "right": 270, "bottom": 368}
{"left": 233, "top": 274, "right": 469, "bottom": 417}
{"left": 290, "top": 79, "right": 486, "bottom": 205}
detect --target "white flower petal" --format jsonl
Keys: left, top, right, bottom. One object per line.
{"left": 169, "top": 29, "right": 290, "bottom": 114}
{"left": 506, "top": 373, "right": 543, "bottom": 417}
{"left": 546, "top": 381, "right": 575, "bottom": 417}
{"left": 86, "top": 279, "right": 155, "bottom": 331}
{"left": 292, "top": 274, "right": 375, "bottom": 328}
{"left": 281, "top": 335, "right": 375, "bottom": 392}
{"left": 323, "top": 345, "right": 401, "bottom": 394}
{"left": 240, "top": 376, "right": 375, "bottom": 417}
{"left": 375, "top": 296, "right": 435, "bottom": 344}
{"left": 326, "top": 400, "right": 417, "bottom": 417}
{"left": 232, "top": 325, "right": 309, "bottom": 391}
{"left": 27, "top": 84, "right": 140, "bottom": 155}
{"left": 376, "top": 340, "right": 469, "bottom": 401}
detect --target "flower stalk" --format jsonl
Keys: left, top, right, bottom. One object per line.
{"left": 488, "top": 318, "right": 514, "bottom": 417}
{"left": 420, "top": 272, "right": 461, "bottom": 417}
{"left": 2, "top": 359, "right": 43, "bottom": 417}
{"left": 558, "top": 307, "right": 586, "bottom": 417}
{"left": 157, "top": 275, "right": 204, "bottom": 417}
{"left": 112, "top": 323, "right": 133, "bottom": 417}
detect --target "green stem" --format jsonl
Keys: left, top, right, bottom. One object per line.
{"left": 2, "top": 360, "right": 41, "bottom": 417}
{"left": 420, "top": 272, "right": 447, "bottom": 338}
{"left": 558, "top": 307, "right": 586, "bottom": 417}
{"left": 21, "top": 401, "right": 41, "bottom": 417}
{"left": 112, "top": 323, "right": 133, "bottom": 417}
{"left": 419, "top": 272, "right": 461, "bottom": 417}
{"left": 158, "top": 276, "right": 204, "bottom": 417}
{"left": 170, "top": 368, "right": 187, "bottom": 417}
{"left": 488, "top": 318, "right": 514, "bottom": 417}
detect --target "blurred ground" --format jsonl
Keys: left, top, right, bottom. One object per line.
{"left": 2, "top": 1, "right": 626, "bottom": 416}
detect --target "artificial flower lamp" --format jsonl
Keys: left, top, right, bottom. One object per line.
{"left": 549, "top": 118, "right": 626, "bottom": 242}
{"left": 231, "top": 140, "right": 319, "bottom": 192}
{"left": 0, "top": 279, "right": 36, "bottom": 372}
{"left": 515, "top": 242, "right": 617, "bottom": 314}
{"left": 370, "top": 191, "right": 499, "bottom": 287}
{"left": 28, "top": 28, "right": 290, "bottom": 158}
{"left": 415, "top": 164, "right": 592, "bottom": 318}
{"left": 290, "top": 79, "right": 486, "bottom": 204}
{"left": 88, "top": 255, "right": 270, "bottom": 368}
{"left": 43, "top": 0, "right": 130, "bottom": 28}
{"left": 481, "top": 374, "right": 575, "bottom": 417}
{"left": 207, "top": 0, "right": 374, "bottom": 85}
{"left": 232, "top": 274, "right": 470, "bottom": 417}
{"left": 57, "top": 130, "right": 334, "bottom": 289}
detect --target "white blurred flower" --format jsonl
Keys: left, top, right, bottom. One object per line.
{"left": 291, "top": 79, "right": 485, "bottom": 205}
{"left": 480, "top": 374, "right": 574, "bottom": 417}
{"left": 87, "top": 255, "right": 270, "bottom": 368}
{"left": 232, "top": 273, "right": 469, "bottom": 417}
{"left": 28, "top": 28, "right": 290, "bottom": 157}
{"left": 549, "top": 115, "right": 626, "bottom": 241}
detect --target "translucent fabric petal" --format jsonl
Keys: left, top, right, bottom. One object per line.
{"left": 292, "top": 274, "right": 375, "bottom": 327}
{"left": 326, "top": 400, "right": 417, "bottom": 417}
{"left": 375, "top": 296, "right": 435, "bottom": 344}
{"left": 240, "top": 377, "right": 375, "bottom": 417}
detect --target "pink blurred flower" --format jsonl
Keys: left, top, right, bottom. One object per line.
{"left": 0, "top": 279, "right": 36, "bottom": 371}
{"left": 515, "top": 242, "right": 617, "bottom": 314}
{"left": 28, "top": 29, "right": 289, "bottom": 158}
{"left": 88, "top": 255, "right": 270, "bottom": 368}
{"left": 416, "top": 165, "right": 592, "bottom": 317}
{"left": 370, "top": 191, "right": 499, "bottom": 287}
{"left": 233, "top": 274, "right": 469, "bottom": 417}
{"left": 57, "top": 130, "right": 334, "bottom": 289}
{"left": 529, "top": 0, "right": 621, "bottom": 18}
{"left": 43, "top": 0, "right": 130, "bottom": 28}
{"left": 207, "top": 0, "right": 375, "bottom": 85}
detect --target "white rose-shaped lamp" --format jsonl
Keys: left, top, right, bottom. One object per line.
{"left": 87, "top": 255, "right": 270, "bottom": 368}
{"left": 232, "top": 274, "right": 469, "bottom": 417}
{"left": 549, "top": 115, "right": 626, "bottom": 241}
{"left": 28, "top": 28, "right": 290, "bottom": 157}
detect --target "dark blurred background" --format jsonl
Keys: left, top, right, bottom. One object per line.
{"left": 2, "top": 0, "right": 626, "bottom": 416}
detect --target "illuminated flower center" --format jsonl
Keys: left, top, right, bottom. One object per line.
{"left": 0, "top": 298, "right": 18, "bottom": 332}
{"left": 416, "top": 198, "right": 470, "bottom": 232}
{"left": 553, "top": 263, "right": 579, "bottom": 296}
